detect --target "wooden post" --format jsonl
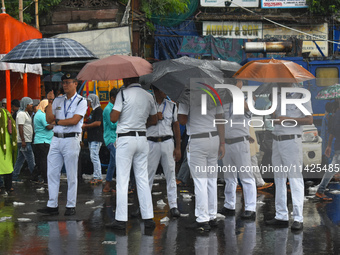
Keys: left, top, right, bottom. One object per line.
{"left": 19, "top": 0, "right": 23, "bottom": 22}
{"left": 6, "top": 70, "right": 11, "bottom": 113}
{"left": 23, "top": 73, "right": 28, "bottom": 97}
{"left": 35, "top": 0, "right": 39, "bottom": 30}
{"left": 1, "top": 0, "right": 5, "bottom": 13}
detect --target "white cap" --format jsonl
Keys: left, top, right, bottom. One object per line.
{"left": 2, "top": 98, "right": 6, "bottom": 104}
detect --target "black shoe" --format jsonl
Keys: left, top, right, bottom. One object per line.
{"left": 241, "top": 211, "right": 256, "bottom": 220}
{"left": 64, "top": 207, "right": 76, "bottom": 216}
{"left": 291, "top": 221, "right": 303, "bottom": 231}
{"left": 218, "top": 207, "right": 235, "bottom": 216}
{"left": 209, "top": 219, "right": 218, "bottom": 228}
{"left": 144, "top": 219, "right": 156, "bottom": 229}
{"left": 130, "top": 207, "right": 141, "bottom": 218}
{"left": 187, "top": 221, "right": 211, "bottom": 232}
{"left": 106, "top": 220, "right": 127, "bottom": 230}
{"left": 265, "top": 218, "right": 289, "bottom": 227}
{"left": 37, "top": 206, "right": 59, "bottom": 216}
{"left": 170, "top": 208, "right": 180, "bottom": 218}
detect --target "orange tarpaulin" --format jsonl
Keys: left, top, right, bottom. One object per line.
{"left": 0, "top": 13, "right": 42, "bottom": 112}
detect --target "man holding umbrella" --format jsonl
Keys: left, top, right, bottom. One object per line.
{"left": 37, "top": 72, "right": 87, "bottom": 216}
{"left": 266, "top": 83, "right": 313, "bottom": 231}
{"left": 106, "top": 77, "right": 157, "bottom": 230}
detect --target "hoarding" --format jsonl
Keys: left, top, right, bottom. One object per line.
{"left": 200, "top": 0, "right": 259, "bottom": 8}
{"left": 263, "top": 23, "right": 328, "bottom": 57}
{"left": 262, "top": 0, "right": 308, "bottom": 8}
{"left": 203, "top": 21, "right": 262, "bottom": 39}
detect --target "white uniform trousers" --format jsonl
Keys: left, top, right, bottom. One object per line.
{"left": 147, "top": 139, "right": 178, "bottom": 209}
{"left": 223, "top": 140, "right": 257, "bottom": 212}
{"left": 47, "top": 136, "right": 80, "bottom": 208}
{"left": 187, "top": 135, "right": 218, "bottom": 223}
{"left": 115, "top": 135, "right": 154, "bottom": 221}
{"left": 272, "top": 137, "right": 304, "bottom": 222}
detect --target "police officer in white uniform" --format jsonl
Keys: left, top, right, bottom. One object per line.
{"left": 37, "top": 72, "right": 87, "bottom": 216}
{"left": 219, "top": 98, "right": 257, "bottom": 219}
{"left": 147, "top": 86, "right": 181, "bottom": 217}
{"left": 106, "top": 77, "right": 157, "bottom": 230}
{"left": 178, "top": 102, "right": 225, "bottom": 232}
{"left": 266, "top": 83, "right": 313, "bottom": 231}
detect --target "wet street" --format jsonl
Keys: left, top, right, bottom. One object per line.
{"left": 0, "top": 175, "right": 340, "bottom": 255}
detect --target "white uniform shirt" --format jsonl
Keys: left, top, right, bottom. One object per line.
{"left": 147, "top": 99, "right": 177, "bottom": 137}
{"left": 113, "top": 84, "right": 157, "bottom": 134}
{"left": 178, "top": 103, "right": 223, "bottom": 135}
{"left": 16, "top": 111, "right": 33, "bottom": 143}
{"left": 273, "top": 92, "right": 313, "bottom": 135}
{"left": 224, "top": 102, "right": 250, "bottom": 139}
{"left": 52, "top": 93, "right": 87, "bottom": 134}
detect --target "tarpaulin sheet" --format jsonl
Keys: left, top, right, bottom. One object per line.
{"left": 0, "top": 13, "right": 42, "bottom": 54}
{"left": 154, "top": 20, "right": 198, "bottom": 60}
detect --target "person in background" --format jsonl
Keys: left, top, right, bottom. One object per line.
{"left": 102, "top": 88, "right": 119, "bottom": 193}
{"left": 147, "top": 85, "right": 181, "bottom": 217}
{"left": 315, "top": 101, "right": 340, "bottom": 201}
{"left": 0, "top": 107, "right": 17, "bottom": 194}
{"left": 266, "top": 83, "right": 313, "bottom": 231}
{"left": 321, "top": 102, "right": 334, "bottom": 165}
{"left": 1, "top": 98, "right": 6, "bottom": 109}
{"left": 106, "top": 77, "right": 157, "bottom": 231}
{"left": 37, "top": 72, "right": 87, "bottom": 216}
{"left": 12, "top": 97, "right": 35, "bottom": 182}
{"left": 32, "top": 99, "right": 54, "bottom": 184}
{"left": 11, "top": 99, "right": 20, "bottom": 120}
{"left": 83, "top": 94, "right": 104, "bottom": 185}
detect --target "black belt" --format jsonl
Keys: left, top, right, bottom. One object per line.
{"left": 117, "top": 131, "right": 146, "bottom": 138}
{"left": 147, "top": 136, "right": 172, "bottom": 142}
{"left": 273, "top": 134, "right": 301, "bottom": 141}
{"left": 191, "top": 131, "right": 219, "bottom": 139}
{"left": 225, "top": 136, "right": 249, "bottom": 145}
{"left": 54, "top": 132, "right": 80, "bottom": 138}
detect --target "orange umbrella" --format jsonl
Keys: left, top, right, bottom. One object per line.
{"left": 233, "top": 59, "right": 315, "bottom": 83}
{"left": 77, "top": 55, "right": 152, "bottom": 81}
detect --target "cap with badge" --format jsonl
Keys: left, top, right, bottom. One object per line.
{"left": 61, "top": 72, "right": 78, "bottom": 81}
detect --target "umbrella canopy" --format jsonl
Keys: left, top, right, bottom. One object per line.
{"left": 209, "top": 60, "right": 242, "bottom": 78}
{"left": 42, "top": 72, "right": 64, "bottom": 82}
{"left": 1, "top": 38, "right": 97, "bottom": 64}
{"left": 233, "top": 59, "right": 315, "bottom": 83}
{"left": 77, "top": 55, "right": 152, "bottom": 81}
{"left": 140, "top": 56, "right": 226, "bottom": 104}
{"left": 316, "top": 84, "right": 340, "bottom": 100}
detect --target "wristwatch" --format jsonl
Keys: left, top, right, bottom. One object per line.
{"left": 55, "top": 119, "right": 59, "bottom": 125}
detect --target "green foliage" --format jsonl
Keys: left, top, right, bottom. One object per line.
{"left": 306, "top": 0, "right": 340, "bottom": 15}
{"left": 5, "top": 0, "right": 62, "bottom": 24}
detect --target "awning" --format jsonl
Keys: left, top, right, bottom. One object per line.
{"left": 0, "top": 54, "right": 42, "bottom": 75}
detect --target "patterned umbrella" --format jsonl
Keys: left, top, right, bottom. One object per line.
{"left": 315, "top": 84, "right": 340, "bottom": 100}
{"left": 1, "top": 38, "right": 96, "bottom": 64}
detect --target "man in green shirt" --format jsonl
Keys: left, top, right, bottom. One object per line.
{"left": 102, "top": 88, "right": 119, "bottom": 192}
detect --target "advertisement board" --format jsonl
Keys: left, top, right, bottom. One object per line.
{"left": 203, "top": 21, "right": 262, "bottom": 39}
{"left": 200, "top": 0, "right": 259, "bottom": 8}
{"left": 262, "top": 0, "right": 308, "bottom": 8}
{"left": 263, "top": 23, "right": 328, "bottom": 57}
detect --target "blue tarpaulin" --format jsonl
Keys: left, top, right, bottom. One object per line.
{"left": 154, "top": 20, "right": 198, "bottom": 60}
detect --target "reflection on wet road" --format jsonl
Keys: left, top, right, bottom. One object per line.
{"left": 0, "top": 178, "right": 339, "bottom": 254}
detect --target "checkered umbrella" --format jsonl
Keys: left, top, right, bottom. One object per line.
{"left": 1, "top": 38, "right": 97, "bottom": 64}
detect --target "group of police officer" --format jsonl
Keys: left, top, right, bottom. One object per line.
{"left": 37, "top": 72, "right": 311, "bottom": 233}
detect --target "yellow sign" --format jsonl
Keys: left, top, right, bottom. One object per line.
{"left": 203, "top": 21, "right": 262, "bottom": 39}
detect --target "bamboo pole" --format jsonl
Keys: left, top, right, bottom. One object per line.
{"left": 35, "top": 0, "right": 39, "bottom": 30}
{"left": 19, "top": 0, "right": 23, "bottom": 22}
{"left": 1, "top": 0, "right": 5, "bottom": 13}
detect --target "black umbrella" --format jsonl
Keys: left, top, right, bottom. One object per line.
{"left": 209, "top": 60, "right": 242, "bottom": 78}
{"left": 1, "top": 38, "right": 96, "bottom": 64}
{"left": 140, "top": 56, "right": 230, "bottom": 106}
